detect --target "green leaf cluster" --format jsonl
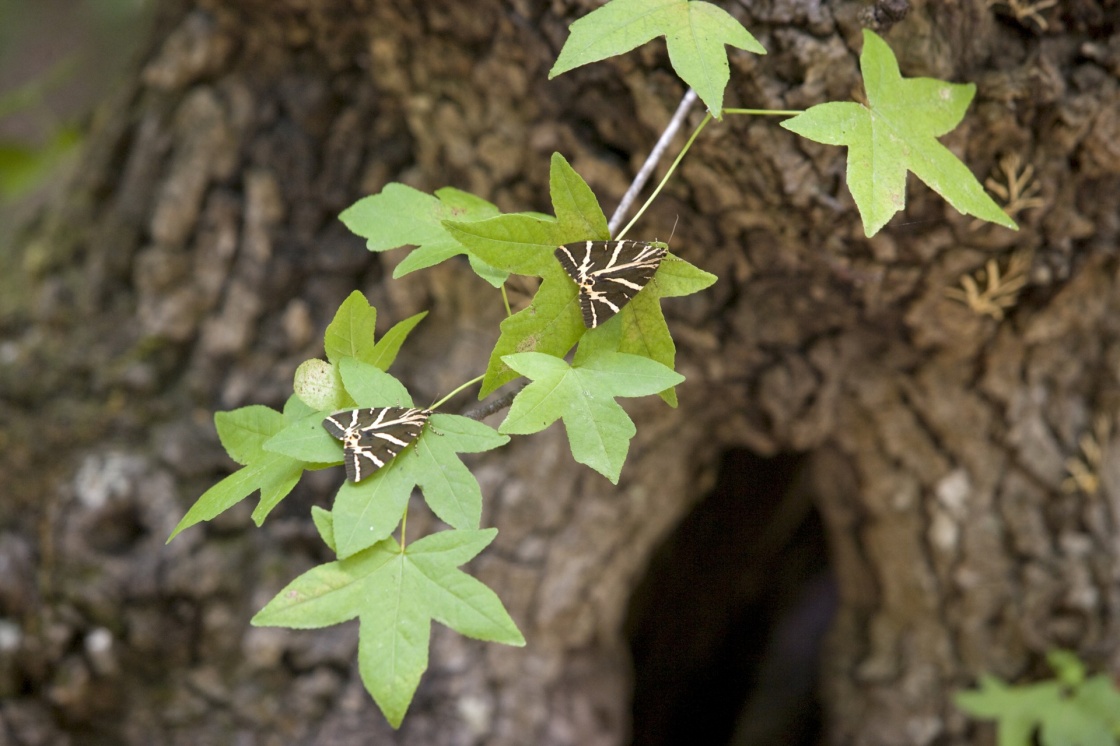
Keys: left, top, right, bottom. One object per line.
{"left": 340, "top": 153, "right": 714, "bottom": 480}
{"left": 170, "top": 293, "right": 521, "bottom": 725}
{"left": 445, "top": 152, "right": 715, "bottom": 402}
{"left": 171, "top": 0, "right": 1025, "bottom": 730}
{"left": 956, "top": 651, "right": 1120, "bottom": 746}
{"left": 550, "top": 2, "right": 1013, "bottom": 235}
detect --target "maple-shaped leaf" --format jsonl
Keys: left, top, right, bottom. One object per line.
{"left": 264, "top": 358, "right": 509, "bottom": 558}
{"left": 956, "top": 652, "right": 1120, "bottom": 746}
{"left": 251, "top": 529, "right": 525, "bottom": 728}
{"left": 610, "top": 254, "right": 716, "bottom": 407}
{"left": 168, "top": 395, "right": 329, "bottom": 541}
{"left": 444, "top": 152, "right": 610, "bottom": 277}
{"left": 323, "top": 290, "right": 428, "bottom": 372}
{"left": 445, "top": 153, "right": 715, "bottom": 397}
{"left": 499, "top": 349, "right": 684, "bottom": 483}
{"left": 781, "top": 29, "right": 1017, "bottom": 237}
{"left": 340, "top": 184, "right": 507, "bottom": 286}
{"left": 293, "top": 295, "right": 427, "bottom": 412}
{"left": 549, "top": 0, "right": 765, "bottom": 117}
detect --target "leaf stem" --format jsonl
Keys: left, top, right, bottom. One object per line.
{"left": 722, "top": 108, "right": 803, "bottom": 117}
{"left": 400, "top": 507, "right": 408, "bottom": 552}
{"left": 500, "top": 283, "right": 512, "bottom": 317}
{"left": 610, "top": 88, "right": 699, "bottom": 238}
{"left": 612, "top": 104, "right": 804, "bottom": 241}
{"left": 617, "top": 108, "right": 712, "bottom": 240}
{"left": 430, "top": 374, "right": 486, "bottom": 411}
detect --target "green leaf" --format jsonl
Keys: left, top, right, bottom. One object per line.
{"left": 479, "top": 259, "right": 585, "bottom": 397}
{"left": 1076, "top": 677, "right": 1120, "bottom": 728}
{"left": 311, "top": 505, "right": 336, "bottom": 552}
{"left": 653, "top": 253, "right": 719, "bottom": 297}
{"left": 369, "top": 311, "right": 427, "bottom": 371}
{"left": 1049, "top": 650, "right": 1087, "bottom": 687}
{"left": 499, "top": 350, "right": 684, "bottom": 482}
{"left": 957, "top": 668, "right": 1120, "bottom": 746}
{"left": 169, "top": 397, "right": 317, "bottom": 541}
{"left": 619, "top": 288, "right": 678, "bottom": 406}
{"left": 262, "top": 410, "right": 344, "bottom": 464}
{"left": 444, "top": 153, "right": 609, "bottom": 277}
{"left": 294, "top": 358, "right": 353, "bottom": 412}
{"left": 324, "top": 291, "right": 378, "bottom": 365}
{"left": 577, "top": 252, "right": 716, "bottom": 407}
{"left": 549, "top": 0, "right": 765, "bottom": 117}
{"left": 213, "top": 405, "right": 283, "bottom": 465}
{"left": 573, "top": 316, "right": 623, "bottom": 364}
{"left": 252, "top": 529, "right": 524, "bottom": 727}
{"left": 780, "top": 29, "right": 1017, "bottom": 237}
{"left": 339, "top": 183, "right": 507, "bottom": 286}
{"left": 332, "top": 464, "right": 416, "bottom": 558}
{"left": 394, "top": 414, "right": 510, "bottom": 531}
{"left": 0, "top": 126, "right": 82, "bottom": 199}
{"left": 338, "top": 357, "right": 415, "bottom": 408}
{"left": 283, "top": 393, "right": 316, "bottom": 420}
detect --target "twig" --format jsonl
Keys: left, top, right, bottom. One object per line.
{"left": 461, "top": 383, "right": 526, "bottom": 421}
{"left": 608, "top": 89, "right": 699, "bottom": 237}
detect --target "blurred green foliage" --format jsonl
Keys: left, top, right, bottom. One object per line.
{"left": 0, "top": 0, "right": 150, "bottom": 201}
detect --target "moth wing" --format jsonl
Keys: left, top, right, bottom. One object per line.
{"left": 322, "top": 413, "right": 352, "bottom": 440}
{"left": 554, "top": 242, "right": 587, "bottom": 282}
{"left": 575, "top": 290, "right": 598, "bottom": 328}
{"left": 343, "top": 448, "right": 361, "bottom": 482}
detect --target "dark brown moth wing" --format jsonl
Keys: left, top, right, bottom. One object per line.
{"left": 321, "top": 407, "right": 431, "bottom": 482}
{"left": 554, "top": 240, "right": 667, "bottom": 327}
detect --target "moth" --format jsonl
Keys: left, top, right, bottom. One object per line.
{"left": 554, "top": 240, "right": 668, "bottom": 328}
{"left": 322, "top": 407, "right": 432, "bottom": 482}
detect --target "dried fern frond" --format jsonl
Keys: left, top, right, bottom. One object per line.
{"left": 986, "top": 0, "right": 1058, "bottom": 31}
{"left": 1062, "top": 416, "right": 1111, "bottom": 496}
{"left": 944, "top": 251, "right": 1033, "bottom": 320}
{"left": 985, "top": 153, "right": 1045, "bottom": 220}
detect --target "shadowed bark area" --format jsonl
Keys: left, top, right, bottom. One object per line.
{"left": 1, "top": 0, "right": 1118, "bottom": 744}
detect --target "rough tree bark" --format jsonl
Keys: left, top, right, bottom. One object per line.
{"left": 1, "top": 0, "right": 1118, "bottom": 744}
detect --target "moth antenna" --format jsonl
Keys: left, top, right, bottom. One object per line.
{"left": 666, "top": 215, "right": 679, "bottom": 247}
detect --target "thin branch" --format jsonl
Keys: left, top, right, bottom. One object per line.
{"left": 461, "top": 383, "right": 526, "bottom": 421}
{"left": 609, "top": 89, "right": 699, "bottom": 237}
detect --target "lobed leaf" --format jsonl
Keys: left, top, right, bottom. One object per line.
{"left": 499, "top": 350, "right": 684, "bottom": 482}
{"left": 479, "top": 259, "right": 584, "bottom": 397}
{"left": 780, "top": 30, "right": 1017, "bottom": 236}
{"left": 338, "top": 357, "right": 415, "bottom": 408}
{"left": 550, "top": 0, "right": 765, "bottom": 117}
{"left": 340, "top": 183, "right": 507, "bottom": 286}
{"left": 444, "top": 153, "right": 609, "bottom": 278}
{"left": 324, "top": 291, "right": 378, "bottom": 365}
{"left": 253, "top": 530, "right": 523, "bottom": 728}
{"left": 169, "top": 396, "right": 324, "bottom": 541}
{"left": 369, "top": 311, "right": 428, "bottom": 371}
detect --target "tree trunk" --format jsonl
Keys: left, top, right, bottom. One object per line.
{"left": 1, "top": 0, "right": 1118, "bottom": 744}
